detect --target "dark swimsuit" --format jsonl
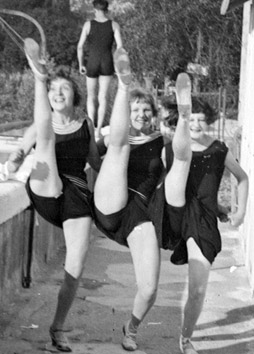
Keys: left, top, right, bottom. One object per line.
{"left": 165, "top": 140, "right": 228, "bottom": 264}
{"left": 86, "top": 20, "right": 114, "bottom": 78}
{"left": 94, "top": 135, "right": 164, "bottom": 246}
{"left": 26, "top": 120, "right": 94, "bottom": 228}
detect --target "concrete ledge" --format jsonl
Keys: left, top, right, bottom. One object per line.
{"left": 0, "top": 181, "right": 30, "bottom": 224}
{"left": 0, "top": 120, "right": 32, "bottom": 134}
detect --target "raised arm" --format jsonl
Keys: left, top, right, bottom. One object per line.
{"left": 224, "top": 150, "right": 249, "bottom": 227}
{"left": 112, "top": 21, "right": 123, "bottom": 49}
{"left": 77, "top": 21, "right": 91, "bottom": 75}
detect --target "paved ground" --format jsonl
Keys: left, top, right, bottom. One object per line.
{"left": 0, "top": 221, "right": 254, "bottom": 354}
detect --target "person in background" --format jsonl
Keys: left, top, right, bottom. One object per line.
{"left": 77, "top": 0, "right": 123, "bottom": 139}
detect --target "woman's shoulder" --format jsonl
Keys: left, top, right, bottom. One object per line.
{"left": 211, "top": 139, "right": 228, "bottom": 153}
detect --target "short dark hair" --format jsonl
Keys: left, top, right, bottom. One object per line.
{"left": 130, "top": 88, "right": 157, "bottom": 116}
{"left": 191, "top": 96, "right": 217, "bottom": 125}
{"left": 93, "top": 0, "right": 109, "bottom": 12}
{"left": 160, "top": 95, "right": 176, "bottom": 110}
{"left": 47, "top": 66, "right": 81, "bottom": 107}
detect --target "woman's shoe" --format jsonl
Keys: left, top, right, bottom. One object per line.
{"left": 179, "top": 334, "right": 198, "bottom": 354}
{"left": 175, "top": 73, "right": 192, "bottom": 119}
{"left": 49, "top": 326, "right": 72, "bottom": 352}
{"left": 122, "top": 320, "right": 138, "bottom": 351}
{"left": 113, "top": 47, "right": 132, "bottom": 85}
{"left": 24, "top": 37, "right": 47, "bottom": 80}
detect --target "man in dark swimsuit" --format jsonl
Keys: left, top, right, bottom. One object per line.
{"left": 77, "top": 0, "right": 123, "bottom": 139}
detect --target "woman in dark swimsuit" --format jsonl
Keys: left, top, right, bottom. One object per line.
{"left": 164, "top": 97, "right": 248, "bottom": 354}
{"left": 14, "top": 40, "right": 101, "bottom": 352}
{"left": 94, "top": 50, "right": 192, "bottom": 351}
{"left": 77, "top": 0, "right": 123, "bottom": 139}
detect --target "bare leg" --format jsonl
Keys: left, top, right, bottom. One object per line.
{"left": 122, "top": 222, "right": 160, "bottom": 351}
{"left": 97, "top": 75, "right": 112, "bottom": 138}
{"left": 165, "top": 73, "right": 192, "bottom": 207}
{"left": 29, "top": 73, "right": 62, "bottom": 198}
{"left": 181, "top": 238, "right": 210, "bottom": 338}
{"left": 128, "top": 222, "right": 160, "bottom": 320}
{"left": 94, "top": 80, "right": 130, "bottom": 215}
{"left": 86, "top": 76, "right": 98, "bottom": 124}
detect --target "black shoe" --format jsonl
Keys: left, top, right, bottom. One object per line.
{"left": 49, "top": 326, "right": 72, "bottom": 352}
{"left": 122, "top": 320, "right": 138, "bottom": 351}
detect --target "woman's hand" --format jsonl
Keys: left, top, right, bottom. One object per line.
{"left": 228, "top": 211, "right": 245, "bottom": 227}
{"left": 79, "top": 65, "right": 86, "bottom": 75}
{"left": 7, "top": 148, "right": 25, "bottom": 173}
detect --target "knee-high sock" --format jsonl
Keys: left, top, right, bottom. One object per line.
{"left": 51, "top": 271, "right": 80, "bottom": 330}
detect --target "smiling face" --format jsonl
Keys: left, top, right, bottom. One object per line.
{"left": 130, "top": 99, "right": 153, "bottom": 134}
{"left": 189, "top": 112, "right": 209, "bottom": 141}
{"left": 48, "top": 78, "right": 75, "bottom": 113}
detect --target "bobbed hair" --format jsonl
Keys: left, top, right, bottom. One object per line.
{"left": 191, "top": 96, "right": 217, "bottom": 125}
{"left": 93, "top": 0, "right": 109, "bottom": 12}
{"left": 130, "top": 88, "right": 158, "bottom": 117}
{"left": 47, "top": 66, "right": 81, "bottom": 107}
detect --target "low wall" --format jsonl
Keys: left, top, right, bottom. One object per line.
{"left": 0, "top": 120, "right": 32, "bottom": 136}
{"left": 0, "top": 180, "right": 64, "bottom": 304}
{"left": 0, "top": 167, "right": 96, "bottom": 305}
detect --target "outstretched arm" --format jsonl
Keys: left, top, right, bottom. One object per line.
{"left": 224, "top": 150, "right": 249, "bottom": 227}
{"left": 77, "top": 21, "right": 91, "bottom": 75}
{"left": 112, "top": 21, "right": 123, "bottom": 49}
{"left": 7, "top": 123, "right": 36, "bottom": 173}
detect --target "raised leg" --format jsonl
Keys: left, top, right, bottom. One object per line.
{"left": 94, "top": 59, "right": 131, "bottom": 215}
{"left": 24, "top": 40, "right": 62, "bottom": 198}
{"left": 164, "top": 73, "right": 192, "bottom": 207}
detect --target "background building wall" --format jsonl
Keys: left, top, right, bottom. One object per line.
{"left": 239, "top": 1, "right": 254, "bottom": 293}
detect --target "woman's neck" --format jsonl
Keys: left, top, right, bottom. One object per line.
{"left": 191, "top": 134, "right": 214, "bottom": 151}
{"left": 129, "top": 126, "right": 153, "bottom": 137}
{"left": 52, "top": 110, "right": 75, "bottom": 125}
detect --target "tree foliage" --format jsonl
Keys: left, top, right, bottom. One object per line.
{"left": 0, "top": 0, "right": 82, "bottom": 71}
{"left": 0, "top": 0, "right": 243, "bottom": 89}
{"left": 118, "top": 0, "right": 242, "bottom": 89}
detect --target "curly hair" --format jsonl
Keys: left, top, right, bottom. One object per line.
{"left": 191, "top": 96, "right": 217, "bottom": 125}
{"left": 47, "top": 66, "right": 81, "bottom": 107}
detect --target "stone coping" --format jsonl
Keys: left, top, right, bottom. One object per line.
{"left": 0, "top": 180, "right": 30, "bottom": 225}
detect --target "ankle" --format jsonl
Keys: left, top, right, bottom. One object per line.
{"left": 181, "top": 334, "right": 192, "bottom": 343}
{"left": 128, "top": 314, "right": 141, "bottom": 333}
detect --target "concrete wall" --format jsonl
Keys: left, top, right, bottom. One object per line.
{"left": 238, "top": 1, "right": 254, "bottom": 292}
{"left": 0, "top": 181, "right": 64, "bottom": 304}
{"left": 0, "top": 166, "right": 96, "bottom": 305}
